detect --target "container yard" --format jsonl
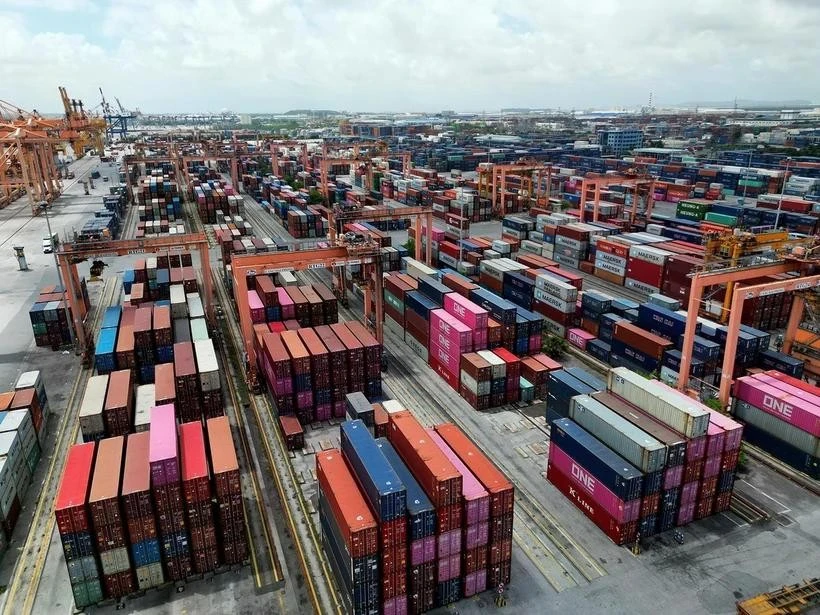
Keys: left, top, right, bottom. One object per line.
{"left": 3, "top": 49, "right": 820, "bottom": 615}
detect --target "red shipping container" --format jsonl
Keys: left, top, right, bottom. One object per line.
{"left": 387, "top": 412, "right": 462, "bottom": 508}
{"left": 55, "top": 442, "right": 96, "bottom": 536}
{"left": 297, "top": 328, "right": 330, "bottom": 388}
{"left": 640, "top": 492, "right": 660, "bottom": 519}
{"left": 316, "top": 449, "right": 378, "bottom": 558}
{"left": 103, "top": 369, "right": 133, "bottom": 437}
{"left": 345, "top": 320, "right": 382, "bottom": 379}
{"left": 613, "top": 321, "right": 673, "bottom": 360}
{"left": 463, "top": 545, "right": 488, "bottom": 575}
{"left": 173, "top": 341, "right": 199, "bottom": 405}
{"left": 103, "top": 570, "right": 136, "bottom": 599}
{"left": 89, "top": 436, "right": 126, "bottom": 551}
{"left": 122, "top": 432, "right": 158, "bottom": 544}
{"left": 154, "top": 362, "right": 176, "bottom": 406}
{"left": 547, "top": 462, "right": 637, "bottom": 545}
{"left": 180, "top": 422, "right": 219, "bottom": 574}
{"left": 626, "top": 258, "right": 663, "bottom": 287}
{"left": 428, "top": 354, "right": 458, "bottom": 390}
{"left": 152, "top": 304, "right": 172, "bottom": 347}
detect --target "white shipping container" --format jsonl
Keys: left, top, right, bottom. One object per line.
{"left": 520, "top": 240, "right": 542, "bottom": 255}
{"left": 534, "top": 289, "right": 576, "bottom": 314}
{"left": 607, "top": 367, "right": 710, "bottom": 438}
{"left": 14, "top": 370, "right": 45, "bottom": 403}
{"left": 569, "top": 395, "right": 667, "bottom": 473}
{"left": 382, "top": 400, "right": 406, "bottom": 414}
{"left": 541, "top": 245, "right": 555, "bottom": 258}
{"left": 595, "top": 252, "right": 627, "bottom": 268}
{"left": 79, "top": 375, "right": 109, "bottom": 440}
{"left": 595, "top": 260, "right": 627, "bottom": 277}
{"left": 735, "top": 400, "right": 818, "bottom": 457}
{"left": 170, "top": 285, "right": 187, "bottom": 319}
{"left": 460, "top": 371, "right": 491, "bottom": 397}
{"left": 194, "top": 339, "right": 220, "bottom": 392}
{"left": 483, "top": 250, "right": 501, "bottom": 260}
{"left": 278, "top": 271, "right": 298, "bottom": 286}
{"left": 134, "top": 384, "right": 155, "bottom": 432}
{"left": 136, "top": 562, "right": 165, "bottom": 590}
{"left": 100, "top": 546, "right": 131, "bottom": 576}
{"left": 501, "top": 228, "right": 526, "bottom": 240}
{"left": 555, "top": 235, "right": 587, "bottom": 250}
{"left": 491, "top": 240, "right": 511, "bottom": 254}
{"left": 624, "top": 278, "right": 659, "bottom": 295}
{"left": 628, "top": 245, "right": 672, "bottom": 266}
{"left": 0, "top": 431, "right": 29, "bottom": 496}
{"left": 190, "top": 318, "right": 209, "bottom": 342}
{"left": 0, "top": 459, "right": 17, "bottom": 518}
{"left": 0, "top": 410, "right": 36, "bottom": 457}
{"left": 477, "top": 351, "right": 506, "bottom": 379}
{"left": 542, "top": 317, "right": 567, "bottom": 338}
{"left": 534, "top": 273, "right": 578, "bottom": 301}
{"left": 405, "top": 334, "right": 429, "bottom": 362}
{"left": 402, "top": 257, "right": 437, "bottom": 280}
{"left": 659, "top": 366, "right": 680, "bottom": 387}
{"left": 479, "top": 260, "right": 505, "bottom": 281}
{"left": 186, "top": 293, "right": 204, "bottom": 320}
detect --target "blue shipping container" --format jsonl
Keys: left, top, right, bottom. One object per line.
{"left": 758, "top": 349, "right": 804, "bottom": 378}
{"left": 344, "top": 393, "right": 374, "bottom": 427}
{"left": 375, "top": 438, "right": 436, "bottom": 540}
{"left": 586, "top": 339, "right": 611, "bottom": 363}
{"left": 405, "top": 291, "right": 439, "bottom": 321}
{"left": 637, "top": 303, "right": 690, "bottom": 340}
{"left": 340, "top": 420, "right": 406, "bottom": 522}
{"left": 550, "top": 418, "right": 644, "bottom": 502}
{"left": 417, "top": 275, "right": 452, "bottom": 306}
{"left": 94, "top": 328, "right": 118, "bottom": 374}
{"left": 101, "top": 307, "right": 121, "bottom": 330}
{"left": 739, "top": 422, "right": 818, "bottom": 479}
{"left": 468, "top": 288, "right": 517, "bottom": 325}
{"left": 131, "top": 538, "right": 161, "bottom": 568}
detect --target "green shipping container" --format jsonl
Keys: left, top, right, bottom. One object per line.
{"left": 383, "top": 290, "right": 404, "bottom": 313}
{"left": 704, "top": 212, "right": 738, "bottom": 226}
{"left": 72, "top": 579, "right": 104, "bottom": 608}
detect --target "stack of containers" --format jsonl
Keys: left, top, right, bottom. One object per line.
{"left": 341, "top": 421, "right": 408, "bottom": 614}
{"left": 567, "top": 395, "right": 667, "bottom": 537}
{"left": 297, "top": 328, "right": 331, "bottom": 421}
{"left": 427, "top": 430, "right": 490, "bottom": 599}
{"left": 332, "top": 323, "right": 366, "bottom": 397}
{"left": 732, "top": 372, "right": 819, "bottom": 478}
{"left": 0, "top": 423, "right": 29, "bottom": 530}
{"left": 346, "top": 320, "right": 383, "bottom": 399}
{"left": 386, "top": 411, "right": 464, "bottom": 609}
{"left": 121, "top": 431, "right": 165, "bottom": 590}
{"left": 88, "top": 436, "right": 135, "bottom": 599}
{"left": 79, "top": 375, "right": 109, "bottom": 443}
{"left": 346, "top": 392, "right": 375, "bottom": 429}
{"left": 174, "top": 342, "right": 199, "bottom": 422}
{"left": 547, "top": 418, "right": 642, "bottom": 545}
{"left": 280, "top": 331, "right": 313, "bottom": 423}
{"left": 374, "top": 438, "right": 437, "bottom": 614}
{"left": 477, "top": 350, "right": 506, "bottom": 408}
{"left": 95, "top": 307, "right": 121, "bottom": 374}
{"left": 532, "top": 270, "right": 578, "bottom": 339}
{"left": 434, "top": 423, "right": 513, "bottom": 588}
{"left": 626, "top": 245, "right": 672, "bottom": 296}
{"left": 493, "top": 348, "right": 521, "bottom": 404}
{"left": 0, "top": 407, "right": 40, "bottom": 480}
{"left": 459, "top": 353, "right": 492, "bottom": 411}
{"left": 316, "top": 449, "right": 380, "bottom": 615}
{"left": 594, "top": 237, "right": 629, "bottom": 285}
{"left": 153, "top": 305, "right": 174, "bottom": 363}
{"left": 179, "top": 422, "right": 219, "bottom": 574}
{"left": 206, "top": 416, "right": 249, "bottom": 565}
{"left": 13, "top": 369, "right": 49, "bottom": 441}
{"left": 404, "top": 291, "right": 438, "bottom": 363}
{"left": 428, "top": 309, "right": 472, "bottom": 391}
{"left": 103, "top": 369, "right": 133, "bottom": 437}
{"left": 133, "top": 307, "right": 155, "bottom": 384}
{"left": 149, "top": 404, "right": 192, "bottom": 581}
{"left": 134, "top": 385, "right": 155, "bottom": 433}
{"left": 444, "top": 293, "right": 489, "bottom": 353}
{"left": 55, "top": 442, "right": 103, "bottom": 608}
{"left": 194, "top": 339, "right": 223, "bottom": 419}
{"left": 316, "top": 325, "right": 348, "bottom": 418}
{"left": 706, "top": 410, "right": 744, "bottom": 513}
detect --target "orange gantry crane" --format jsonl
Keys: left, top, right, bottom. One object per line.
{"left": 678, "top": 258, "right": 820, "bottom": 407}
{"left": 231, "top": 241, "right": 385, "bottom": 388}
{"left": 477, "top": 162, "right": 556, "bottom": 217}
{"left": 268, "top": 140, "right": 310, "bottom": 175}
{"left": 57, "top": 234, "right": 213, "bottom": 359}
{"left": 577, "top": 173, "right": 656, "bottom": 225}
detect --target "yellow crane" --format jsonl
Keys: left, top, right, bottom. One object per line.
{"left": 737, "top": 578, "right": 820, "bottom": 615}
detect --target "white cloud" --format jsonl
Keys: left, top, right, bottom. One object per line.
{"left": 2, "top": 0, "right": 820, "bottom": 112}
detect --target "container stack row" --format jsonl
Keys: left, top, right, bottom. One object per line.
{"left": 55, "top": 411, "right": 247, "bottom": 609}
{"left": 546, "top": 367, "right": 744, "bottom": 544}
{"left": 29, "top": 282, "right": 90, "bottom": 348}
{"left": 732, "top": 371, "right": 820, "bottom": 478}
{"left": 318, "top": 410, "right": 512, "bottom": 614}
{"left": 190, "top": 179, "right": 243, "bottom": 224}
{"left": 123, "top": 252, "right": 197, "bottom": 303}
{"left": 134, "top": 171, "right": 183, "bottom": 238}
{"left": 254, "top": 321, "right": 382, "bottom": 425}
{"left": 245, "top": 274, "right": 338, "bottom": 328}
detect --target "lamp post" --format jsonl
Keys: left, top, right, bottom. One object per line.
{"left": 39, "top": 201, "right": 75, "bottom": 347}
{"left": 774, "top": 157, "right": 792, "bottom": 230}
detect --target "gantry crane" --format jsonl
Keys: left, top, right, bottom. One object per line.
{"left": 58, "top": 86, "right": 106, "bottom": 155}
{"left": 230, "top": 240, "right": 385, "bottom": 389}
{"left": 268, "top": 139, "right": 310, "bottom": 175}
{"left": 99, "top": 87, "right": 137, "bottom": 142}
{"left": 577, "top": 173, "right": 656, "bottom": 225}
{"left": 0, "top": 118, "right": 63, "bottom": 210}
{"left": 477, "top": 161, "right": 555, "bottom": 217}
{"left": 736, "top": 578, "right": 820, "bottom": 615}
{"left": 56, "top": 234, "right": 213, "bottom": 361}
{"left": 678, "top": 254, "right": 820, "bottom": 407}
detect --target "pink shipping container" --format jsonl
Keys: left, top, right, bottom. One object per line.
{"left": 430, "top": 309, "right": 472, "bottom": 352}
{"left": 276, "top": 287, "right": 295, "bottom": 319}
{"left": 677, "top": 501, "right": 695, "bottom": 526}
{"left": 473, "top": 328, "right": 488, "bottom": 351}
{"left": 705, "top": 422, "right": 726, "bottom": 458}
{"left": 754, "top": 373, "right": 820, "bottom": 407}
{"left": 436, "top": 529, "right": 462, "bottom": 557}
{"left": 734, "top": 377, "right": 820, "bottom": 437}
{"left": 248, "top": 291, "right": 265, "bottom": 323}
{"left": 148, "top": 404, "right": 178, "bottom": 487}
{"left": 410, "top": 536, "right": 436, "bottom": 565}
{"left": 464, "top": 520, "right": 489, "bottom": 549}
{"left": 686, "top": 435, "right": 706, "bottom": 461}
{"left": 706, "top": 410, "right": 743, "bottom": 451}
{"left": 382, "top": 597, "right": 408, "bottom": 615}
{"left": 429, "top": 329, "right": 466, "bottom": 359}
{"left": 437, "top": 554, "right": 461, "bottom": 583}
{"left": 567, "top": 328, "right": 595, "bottom": 350}
{"left": 663, "top": 464, "right": 683, "bottom": 490}
{"left": 428, "top": 340, "right": 460, "bottom": 375}
{"left": 702, "top": 454, "right": 722, "bottom": 479}
{"left": 443, "top": 293, "right": 488, "bottom": 329}
{"left": 680, "top": 481, "right": 699, "bottom": 506}
{"left": 549, "top": 443, "right": 641, "bottom": 523}
{"left": 427, "top": 430, "right": 489, "bottom": 525}
{"left": 463, "top": 569, "right": 488, "bottom": 598}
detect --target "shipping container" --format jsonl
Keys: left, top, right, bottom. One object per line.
{"left": 79, "top": 375, "right": 110, "bottom": 442}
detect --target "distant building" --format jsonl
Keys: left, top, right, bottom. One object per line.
{"left": 239, "top": 114, "right": 252, "bottom": 126}
{"left": 597, "top": 128, "right": 644, "bottom": 155}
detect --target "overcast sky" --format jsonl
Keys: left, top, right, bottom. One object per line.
{"left": 2, "top": 0, "right": 819, "bottom": 114}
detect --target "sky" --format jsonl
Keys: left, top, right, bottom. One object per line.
{"left": 2, "top": 0, "right": 820, "bottom": 114}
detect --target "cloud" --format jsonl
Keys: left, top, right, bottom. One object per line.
{"left": 2, "top": 0, "right": 820, "bottom": 112}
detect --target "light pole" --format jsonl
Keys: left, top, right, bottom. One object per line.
{"left": 39, "top": 201, "right": 76, "bottom": 347}
{"left": 774, "top": 157, "right": 792, "bottom": 230}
